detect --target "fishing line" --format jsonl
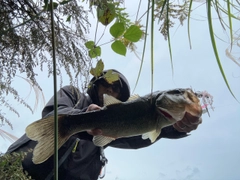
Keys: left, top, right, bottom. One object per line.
{"left": 150, "top": 0, "right": 154, "bottom": 94}
{"left": 49, "top": 0, "right": 59, "bottom": 179}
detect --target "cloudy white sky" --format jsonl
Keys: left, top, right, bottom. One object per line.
{"left": 1, "top": 1, "right": 240, "bottom": 180}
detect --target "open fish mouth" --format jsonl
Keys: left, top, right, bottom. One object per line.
{"left": 155, "top": 89, "right": 202, "bottom": 121}
{"left": 157, "top": 108, "right": 173, "bottom": 119}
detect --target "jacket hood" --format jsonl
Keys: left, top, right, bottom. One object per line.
{"left": 87, "top": 69, "right": 130, "bottom": 104}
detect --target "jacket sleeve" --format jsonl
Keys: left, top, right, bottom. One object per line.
{"left": 42, "top": 85, "right": 91, "bottom": 117}
{"left": 107, "top": 126, "right": 188, "bottom": 149}
{"left": 6, "top": 85, "right": 93, "bottom": 154}
{"left": 41, "top": 85, "right": 94, "bottom": 141}
{"left": 6, "top": 85, "right": 99, "bottom": 180}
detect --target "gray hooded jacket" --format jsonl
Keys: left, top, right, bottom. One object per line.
{"left": 6, "top": 70, "right": 187, "bottom": 180}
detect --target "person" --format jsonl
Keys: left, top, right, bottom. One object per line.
{"left": 6, "top": 69, "right": 202, "bottom": 180}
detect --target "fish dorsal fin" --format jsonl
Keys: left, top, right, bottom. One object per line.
{"left": 103, "top": 94, "right": 140, "bottom": 106}
{"left": 103, "top": 94, "right": 122, "bottom": 106}
{"left": 126, "top": 94, "right": 140, "bottom": 102}
{"left": 142, "top": 129, "right": 162, "bottom": 143}
{"left": 93, "top": 135, "right": 115, "bottom": 147}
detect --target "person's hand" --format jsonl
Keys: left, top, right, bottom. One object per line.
{"left": 173, "top": 112, "right": 202, "bottom": 133}
{"left": 86, "top": 104, "right": 101, "bottom": 112}
{"left": 86, "top": 104, "right": 103, "bottom": 136}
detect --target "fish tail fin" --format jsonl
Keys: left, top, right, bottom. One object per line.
{"left": 25, "top": 115, "right": 68, "bottom": 164}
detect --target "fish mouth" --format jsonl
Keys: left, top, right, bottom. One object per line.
{"left": 158, "top": 108, "right": 172, "bottom": 118}
{"left": 155, "top": 89, "right": 202, "bottom": 121}
{"left": 157, "top": 108, "right": 176, "bottom": 123}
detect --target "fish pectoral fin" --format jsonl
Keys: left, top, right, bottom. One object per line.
{"left": 93, "top": 135, "right": 115, "bottom": 147}
{"left": 142, "top": 129, "right": 161, "bottom": 143}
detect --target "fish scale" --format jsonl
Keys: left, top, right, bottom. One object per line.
{"left": 63, "top": 97, "right": 156, "bottom": 138}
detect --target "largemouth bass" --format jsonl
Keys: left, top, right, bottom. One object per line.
{"left": 26, "top": 88, "right": 202, "bottom": 164}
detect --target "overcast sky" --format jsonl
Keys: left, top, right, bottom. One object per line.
{"left": 1, "top": 1, "right": 240, "bottom": 180}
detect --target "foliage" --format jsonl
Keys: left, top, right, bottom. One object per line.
{"left": 86, "top": 1, "right": 143, "bottom": 58}
{"left": 205, "top": 0, "right": 240, "bottom": 101}
{"left": 0, "top": 0, "right": 91, "bottom": 129}
{"left": 0, "top": 0, "right": 239, "bottom": 129}
{"left": 97, "top": 2, "right": 116, "bottom": 26}
{"left": 0, "top": 74, "right": 45, "bottom": 133}
{"left": 0, "top": 128, "right": 18, "bottom": 142}
{"left": 0, "top": 0, "right": 239, "bottom": 177}
{"left": 0, "top": 152, "right": 32, "bottom": 179}
{"left": 155, "top": 0, "right": 240, "bottom": 100}
{"left": 89, "top": 59, "right": 119, "bottom": 88}
{"left": 155, "top": 0, "right": 189, "bottom": 40}
{"left": 0, "top": 0, "right": 91, "bottom": 85}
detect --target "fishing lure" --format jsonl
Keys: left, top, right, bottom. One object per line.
{"left": 195, "top": 91, "right": 214, "bottom": 117}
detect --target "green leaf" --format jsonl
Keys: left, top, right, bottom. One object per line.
{"left": 95, "top": 46, "right": 101, "bottom": 56}
{"left": 124, "top": 25, "right": 142, "bottom": 42}
{"left": 66, "top": 15, "right": 71, "bottom": 22}
{"left": 207, "top": 0, "right": 239, "bottom": 102}
{"left": 59, "top": 0, "right": 72, "bottom": 5}
{"left": 43, "top": 0, "right": 49, "bottom": 10}
{"left": 90, "top": 59, "right": 104, "bottom": 78}
{"left": 110, "top": 22, "right": 125, "bottom": 38}
{"left": 88, "top": 46, "right": 101, "bottom": 58}
{"left": 44, "top": 0, "right": 49, "bottom": 5}
{"left": 111, "top": 40, "right": 126, "bottom": 56}
{"left": 103, "top": 70, "right": 119, "bottom": 84}
{"left": 97, "top": 3, "right": 116, "bottom": 26}
{"left": 85, "top": 41, "right": 95, "bottom": 49}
